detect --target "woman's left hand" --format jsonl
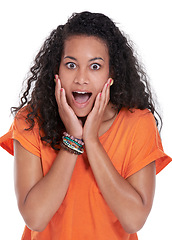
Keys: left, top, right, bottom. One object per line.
{"left": 83, "top": 78, "right": 111, "bottom": 143}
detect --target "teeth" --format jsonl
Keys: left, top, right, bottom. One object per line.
{"left": 74, "top": 91, "right": 87, "bottom": 94}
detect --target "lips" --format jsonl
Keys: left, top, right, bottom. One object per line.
{"left": 72, "top": 91, "right": 92, "bottom": 104}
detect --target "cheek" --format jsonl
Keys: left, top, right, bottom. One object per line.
{"left": 58, "top": 65, "right": 70, "bottom": 87}
{"left": 95, "top": 73, "right": 109, "bottom": 91}
{"left": 92, "top": 83, "right": 105, "bottom": 96}
{"left": 58, "top": 64, "right": 65, "bottom": 80}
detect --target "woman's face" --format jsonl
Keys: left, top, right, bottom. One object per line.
{"left": 59, "top": 35, "right": 110, "bottom": 117}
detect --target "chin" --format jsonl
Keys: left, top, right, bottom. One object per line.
{"left": 75, "top": 112, "right": 89, "bottom": 118}
{"left": 74, "top": 108, "right": 91, "bottom": 118}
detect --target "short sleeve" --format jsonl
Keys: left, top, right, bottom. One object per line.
{"left": 124, "top": 112, "right": 171, "bottom": 178}
{"left": 0, "top": 112, "right": 41, "bottom": 158}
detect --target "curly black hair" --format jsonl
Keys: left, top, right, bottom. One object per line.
{"left": 11, "top": 11, "right": 162, "bottom": 150}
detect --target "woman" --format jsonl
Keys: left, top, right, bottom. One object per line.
{"left": 0, "top": 11, "right": 171, "bottom": 240}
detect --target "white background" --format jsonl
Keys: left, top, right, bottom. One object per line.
{"left": 0, "top": 0, "right": 171, "bottom": 239}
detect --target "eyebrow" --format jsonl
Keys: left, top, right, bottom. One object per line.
{"left": 64, "top": 56, "right": 104, "bottom": 62}
{"left": 89, "top": 57, "right": 104, "bottom": 62}
{"left": 64, "top": 56, "right": 77, "bottom": 61}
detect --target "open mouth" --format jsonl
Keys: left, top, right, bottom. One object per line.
{"left": 72, "top": 91, "right": 92, "bottom": 104}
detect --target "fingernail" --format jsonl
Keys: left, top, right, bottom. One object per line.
{"left": 55, "top": 74, "right": 59, "bottom": 79}
{"left": 99, "top": 93, "right": 102, "bottom": 97}
{"left": 61, "top": 88, "right": 63, "bottom": 92}
{"left": 109, "top": 78, "right": 114, "bottom": 86}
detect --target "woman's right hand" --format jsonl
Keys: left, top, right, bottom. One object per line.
{"left": 55, "top": 75, "right": 83, "bottom": 139}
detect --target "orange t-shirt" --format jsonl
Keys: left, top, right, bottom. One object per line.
{"left": 0, "top": 108, "right": 171, "bottom": 240}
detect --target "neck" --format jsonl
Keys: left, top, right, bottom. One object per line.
{"left": 102, "top": 102, "right": 117, "bottom": 122}
{"left": 78, "top": 116, "right": 87, "bottom": 126}
{"left": 78, "top": 102, "right": 117, "bottom": 126}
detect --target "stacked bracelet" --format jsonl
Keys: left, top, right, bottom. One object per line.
{"left": 61, "top": 132, "right": 84, "bottom": 155}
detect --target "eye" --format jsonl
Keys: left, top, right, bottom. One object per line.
{"left": 90, "top": 63, "right": 101, "bottom": 70}
{"left": 66, "top": 62, "right": 76, "bottom": 69}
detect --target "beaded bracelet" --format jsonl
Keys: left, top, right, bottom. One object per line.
{"left": 61, "top": 142, "right": 82, "bottom": 155}
{"left": 63, "top": 132, "right": 84, "bottom": 146}
{"left": 62, "top": 137, "right": 83, "bottom": 152}
{"left": 61, "top": 132, "right": 84, "bottom": 155}
{"left": 61, "top": 137, "right": 84, "bottom": 155}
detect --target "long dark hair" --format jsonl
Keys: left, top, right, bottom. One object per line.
{"left": 11, "top": 11, "right": 162, "bottom": 150}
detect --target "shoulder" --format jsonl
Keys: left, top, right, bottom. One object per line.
{"left": 119, "top": 108, "right": 159, "bottom": 149}
{"left": 13, "top": 106, "right": 40, "bottom": 142}
{"left": 120, "top": 108, "right": 156, "bottom": 127}
{"left": 121, "top": 108, "right": 152, "bottom": 118}
{"left": 14, "top": 106, "right": 39, "bottom": 131}
{"left": 12, "top": 107, "right": 41, "bottom": 157}
{"left": 0, "top": 106, "right": 40, "bottom": 157}
{"left": 114, "top": 108, "right": 158, "bottom": 141}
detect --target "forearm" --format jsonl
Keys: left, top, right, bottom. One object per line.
{"left": 20, "top": 148, "right": 77, "bottom": 231}
{"left": 85, "top": 140, "right": 153, "bottom": 233}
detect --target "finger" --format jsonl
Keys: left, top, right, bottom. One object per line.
{"left": 55, "top": 76, "right": 62, "bottom": 105}
{"left": 98, "top": 81, "right": 109, "bottom": 111}
{"left": 94, "top": 92, "right": 102, "bottom": 111}
{"left": 92, "top": 81, "right": 108, "bottom": 115}
{"left": 60, "top": 88, "right": 75, "bottom": 115}
{"left": 59, "top": 88, "right": 83, "bottom": 136}
{"left": 102, "top": 78, "right": 111, "bottom": 106}
{"left": 104, "top": 80, "right": 111, "bottom": 106}
{"left": 54, "top": 74, "right": 58, "bottom": 83}
{"left": 60, "top": 88, "right": 68, "bottom": 108}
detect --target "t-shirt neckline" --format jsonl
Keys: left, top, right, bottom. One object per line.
{"left": 99, "top": 108, "right": 123, "bottom": 140}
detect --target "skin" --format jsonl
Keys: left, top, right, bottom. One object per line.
{"left": 14, "top": 35, "right": 156, "bottom": 233}
{"left": 57, "top": 35, "right": 114, "bottom": 139}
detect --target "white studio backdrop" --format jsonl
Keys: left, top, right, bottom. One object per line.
{"left": 0, "top": 0, "right": 171, "bottom": 239}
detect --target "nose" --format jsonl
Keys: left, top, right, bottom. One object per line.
{"left": 74, "top": 69, "right": 88, "bottom": 85}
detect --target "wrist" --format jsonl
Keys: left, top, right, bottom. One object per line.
{"left": 61, "top": 132, "right": 84, "bottom": 155}
{"left": 84, "top": 135, "right": 100, "bottom": 148}
{"left": 66, "top": 130, "right": 82, "bottom": 140}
